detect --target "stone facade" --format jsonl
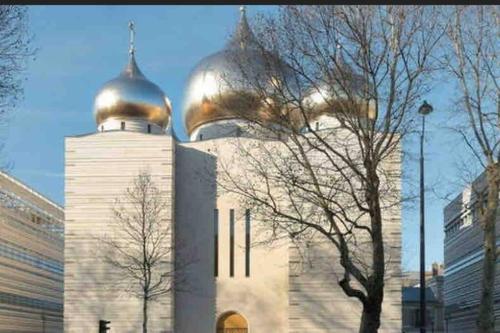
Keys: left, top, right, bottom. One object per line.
{"left": 65, "top": 130, "right": 402, "bottom": 333}
{"left": 64, "top": 131, "right": 174, "bottom": 332}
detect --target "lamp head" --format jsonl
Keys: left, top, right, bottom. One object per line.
{"left": 418, "top": 100, "right": 433, "bottom": 115}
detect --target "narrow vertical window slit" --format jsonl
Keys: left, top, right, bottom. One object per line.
{"left": 229, "top": 209, "right": 234, "bottom": 277}
{"left": 245, "top": 209, "right": 250, "bottom": 277}
{"left": 214, "top": 209, "right": 219, "bottom": 277}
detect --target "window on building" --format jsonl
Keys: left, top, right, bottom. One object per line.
{"left": 229, "top": 209, "right": 235, "bottom": 277}
{"left": 100, "top": 125, "right": 104, "bottom": 132}
{"left": 245, "top": 209, "right": 251, "bottom": 277}
{"left": 472, "top": 205, "right": 478, "bottom": 222}
{"left": 0, "top": 243, "right": 63, "bottom": 275}
{"left": 0, "top": 291, "right": 62, "bottom": 312}
{"left": 121, "top": 122, "right": 125, "bottom": 130}
{"left": 214, "top": 209, "right": 219, "bottom": 277}
{"left": 147, "top": 124, "right": 151, "bottom": 133}
{"left": 315, "top": 122, "right": 319, "bottom": 131}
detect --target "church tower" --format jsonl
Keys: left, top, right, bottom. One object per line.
{"left": 64, "top": 22, "right": 175, "bottom": 332}
{"left": 174, "top": 8, "right": 291, "bottom": 332}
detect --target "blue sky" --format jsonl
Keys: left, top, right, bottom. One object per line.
{"left": 3, "top": 5, "right": 473, "bottom": 272}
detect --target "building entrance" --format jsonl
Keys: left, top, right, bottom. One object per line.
{"left": 216, "top": 311, "right": 248, "bottom": 333}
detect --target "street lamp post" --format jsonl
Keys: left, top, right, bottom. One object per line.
{"left": 418, "top": 100, "right": 433, "bottom": 333}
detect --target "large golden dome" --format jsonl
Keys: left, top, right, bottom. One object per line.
{"left": 93, "top": 30, "right": 171, "bottom": 130}
{"left": 182, "top": 7, "right": 292, "bottom": 137}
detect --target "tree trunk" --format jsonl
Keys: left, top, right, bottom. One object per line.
{"left": 359, "top": 166, "right": 385, "bottom": 333}
{"left": 359, "top": 300, "right": 382, "bottom": 333}
{"left": 477, "top": 164, "right": 499, "bottom": 333}
{"left": 143, "top": 296, "right": 148, "bottom": 333}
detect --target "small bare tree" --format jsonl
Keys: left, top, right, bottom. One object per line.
{"left": 213, "top": 5, "right": 445, "bottom": 333}
{"left": 444, "top": 6, "right": 499, "bottom": 333}
{"left": 100, "top": 171, "right": 174, "bottom": 333}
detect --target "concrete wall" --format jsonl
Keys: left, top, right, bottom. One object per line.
{"left": 288, "top": 138, "right": 402, "bottom": 333}
{"left": 64, "top": 122, "right": 402, "bottom": 333}
{"left": 175, "top": 133, "right": 401, "bottom": 333}
{"left": 64, "top": 131, "right": 174, "bottom": 333}
{"left": 175, "top": 138, "right": 289, "bottom": 333}
{"left": 174, "top": 143, "right": 217, "bottom": 333}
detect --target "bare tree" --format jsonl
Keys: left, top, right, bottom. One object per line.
{"left": 0, "top": 5, "right": 33, "bottom": 121}
{"left": 213, "top": 5, "right": 445, "bottom": 333}
{"left": 444, "top": 6, "right": 499, "bottom": 333}
{"left": 0, "top": 5, "right": 33, "bottom": 169}
{"left": 100, "top": 171, "right": 174, "bottom": 333}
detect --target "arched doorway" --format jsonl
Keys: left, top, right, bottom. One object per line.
{"left": 216, "top": 311, "right": 248, "bottom": 333}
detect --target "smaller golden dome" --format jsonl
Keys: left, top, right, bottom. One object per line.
{"left": 94, "top": 22, "right": 171, "bottom": 130}
{"left": 302, "top": 67, "right": 376, "bottom": 128}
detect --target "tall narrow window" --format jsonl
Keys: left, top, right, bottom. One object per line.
{"left": 147, "top": 124, "right": 151, "bottom": 133}
{"left": 245, "top": 209, "right": 251, "bottom": 277}
{"left": 121, "top": 121, "right": 125, "bottom": 130}
{"left": 214, "top": 209, "right": 219, "bottom": 277}
{"left": 229, "top": 209, "right": 235, "bottom": 277}
{"left": 315, "top": 121, "right": 319, "bottom": 131}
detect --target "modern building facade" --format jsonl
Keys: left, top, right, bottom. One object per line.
{"left": 64, "top": 8, "right": 402, "bottom": 333}
{"left": 0, "top": 171, "right": 64, "bottom": 332}
{"left": 402, "top": 263, "right": 444, "bottom": 333}
{"left": 444, "top": 172, "right": 500, "bottom": 332}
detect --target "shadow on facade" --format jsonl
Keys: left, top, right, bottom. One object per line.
{"left": 289, "top": 241, "right": 401, "bottom": 332}
{"left": 174, "top": 144, "right": 217, "bottom": 333}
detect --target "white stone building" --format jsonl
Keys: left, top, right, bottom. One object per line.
{"left": 64, "top": 8, "right": 402, "bottom": 333}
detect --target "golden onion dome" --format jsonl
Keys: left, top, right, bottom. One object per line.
{"left": 302, "top": 61, "right": 376, "bottom": 128}
{"left": 94, "top": 23, "right": 171, "bottom": 130}
{"left": 182, "top": 6, "right": 292, "bottom": 137}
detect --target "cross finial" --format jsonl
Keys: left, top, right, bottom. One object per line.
{"left": 128, "top": 21, "right": 135, "bottom": 55}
